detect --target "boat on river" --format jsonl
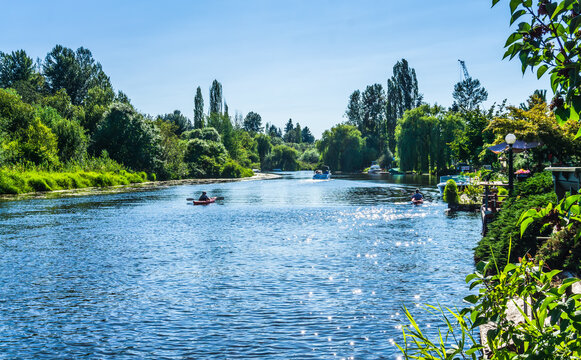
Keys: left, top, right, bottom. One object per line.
{"left": 313, "top": 167, "right": 331, "bottom": 180}
{"left": 193, "top": 197, "right": 217, "bottom": 205}
{"left": 437, "top": 175, "right": 471, "bottom": 194}
{"left": 368, "top": 161, "right": 381, "bottom": 174}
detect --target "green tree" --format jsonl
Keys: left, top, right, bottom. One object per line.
{"left": 43, "top": 45, "right": 112, "bottom": 105}
{"left": 263, "top": 144, "right": 299, "bottom": 171}
{"left": 209, "top": 79, "right": 222, "bottom": 114}
{"left": 37, "top": 106, "right": 88, "bottom": 163}
{"left": 193, "top": 86, "right": 204, "bottom": 129}
{"left": 360, "top": 83, "right": 386, "bottom": 153}
{"left": 255, "top": 133, "right": 272, "bottom": 165}
{"left": 154, "top": 119, "right": 188, "bottom": 180}
{"left": 386, "top": 59, "right": 422, "bottom": 153}
{"left": 93, "top": 103, "right": 161, "bottom": 172}
{"left": 316, "top": 124, "right": 366, "bottom": 172}
{"left": 243, "top": 111, "right": 263, "bottom": 133}
{"left": 345, "top": 90, "right": 362, "bottom": 127}
{"left": 83, "top": 86, "right": 115, "bottom": 134}
{"left": 0, "top": 50, "right": 34, "bottom": 88}
{"left": 452, "top": 77, "right": 488, "bottom": 112}
{"left": 283, "top": 118, "right": 294, "bottom": 142}
{"left": 301, "top": 126, "right": 315, "bottom": 143}
{"left": 162, "top": 110, "right": 192, "bottom": 135}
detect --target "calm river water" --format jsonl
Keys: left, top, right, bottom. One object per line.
{"left": 0, "top": 172, "right": 480, "bottom": 359}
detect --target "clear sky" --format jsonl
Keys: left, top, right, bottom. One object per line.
{"left": 2, "top": 0, "right": 543, "bottom": 138}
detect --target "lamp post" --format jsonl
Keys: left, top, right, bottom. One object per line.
{"left": 505, "top": 133, "right": 516, "bottom": 196}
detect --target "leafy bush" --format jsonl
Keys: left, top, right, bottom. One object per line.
{"left": 516, "top": 171, "right": 553, "bottom": 196}
{"left": 398, "top": 258, "right": 581, "bottom": 359}
{"left": 443, "top": 179, "right": 460, "bottom": 204}
{"left": 221, "top": 160, "right": 253, "bottom": 178}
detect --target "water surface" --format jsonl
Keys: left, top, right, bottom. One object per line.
{"left": 0, "top": 171, "right": 480, "bottom": 359}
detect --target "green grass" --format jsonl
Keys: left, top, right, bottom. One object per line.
{"left": 0, "top": 168, "right": 151, "bottom": 194}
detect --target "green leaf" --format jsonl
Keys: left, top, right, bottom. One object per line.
{"left": 559, "top": 278, "right": 580, "bottom": 294}
{"left": 464, "top": 295, "right": 479, "bottom": 304}
{"left": 504, "top": 32, "right": 523, "bottom": 47}
{"left": 520, "top": 217, "right": 535, "bottom": 237}
{"left": 537, "top": 64, "right": 549, "bottom": 79}
{"left": 575, "top": 126, "right": 581, "bottom": 140}
{"left": 492, "top": 0, "right": 500, "bottom": 6}
{"left": 510, "top": 9, "right": 527, "bottom": 25}
{"left": 555, "top": 106, "right": 570, "bottom": 124}
{"left": 510, "top": 0, "right": 521, "bottom": 13}
{"left": 570, "top": 15, "right": 581, "bottom": 34}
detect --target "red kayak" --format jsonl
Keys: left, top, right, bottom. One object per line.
{"left": 193, "top": 197, "right": 217, "bottom": 205}
{"left": 411, "top": 198, "right": 423, "bottom": 205}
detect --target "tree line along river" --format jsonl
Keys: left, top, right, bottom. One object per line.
{"left": 0, "top": 171, "right": 481, "bottom": 359}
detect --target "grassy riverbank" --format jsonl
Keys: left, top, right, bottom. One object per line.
{"left": 0, "top": 168, "right": 151, "bottom": 194}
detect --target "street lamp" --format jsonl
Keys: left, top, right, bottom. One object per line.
{"left": 505, "top": 133, "right": 516, "bottom": 196}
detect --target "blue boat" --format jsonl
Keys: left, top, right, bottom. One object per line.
{"left": 313, "top": 167, "right": 331, "bottom": 180}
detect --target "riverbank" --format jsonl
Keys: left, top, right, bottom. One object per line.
{"left": 0, "top": 172, "right": 281, "bottom": 200}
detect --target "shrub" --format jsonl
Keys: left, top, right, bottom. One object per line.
{"left": 221, "top": 160, "right": 253, "bottom": 178}
{"left": 443, "top": 179, "right": 460, "bottom": 204}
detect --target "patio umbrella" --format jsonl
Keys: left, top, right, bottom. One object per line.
{"left": 487, "top": 140, "right": 541, "bottom": 154}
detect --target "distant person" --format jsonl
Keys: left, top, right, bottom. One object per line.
{"left": 411, "top": 189, "right": 423, "bottom": 201}
{"left": 198, "top": 191, "right": 209, "bottom": 201}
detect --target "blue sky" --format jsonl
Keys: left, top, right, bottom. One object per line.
{"left": 2, "top": 1, "right": 543, "bottom": 137}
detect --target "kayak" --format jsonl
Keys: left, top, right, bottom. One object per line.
{"left": 193, "top": 197, "right": 217, "bottom": 205}
{"left": 411, "top": 198, "right": 423, "bottom": 205}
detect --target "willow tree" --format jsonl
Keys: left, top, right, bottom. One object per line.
{"left": 396, "top": 105, "right": 462, "bottom": 173}
{"left": 316, "top": 124, "right": 367, "bottom": 172}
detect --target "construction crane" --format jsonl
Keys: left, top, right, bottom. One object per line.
{"left": 458, "top": 59, "right": 470, "bottom": 80}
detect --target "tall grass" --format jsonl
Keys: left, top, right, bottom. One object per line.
{"left": 0, "top": 168, "right": 150, "bottom": 195}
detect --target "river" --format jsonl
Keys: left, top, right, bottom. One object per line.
{"left": 0, "top": 171, "right": 480, "bottom": 359}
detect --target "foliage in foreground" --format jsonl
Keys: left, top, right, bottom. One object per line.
{"left": 397, "top": 258, "right": 581, "bottom": 359}
{"left": 474, "top": 172, "right": 556, "bottom": 271}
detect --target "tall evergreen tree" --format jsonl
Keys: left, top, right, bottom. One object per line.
{"left": 209, "top": 79, "right": 222, "bottom": 114}
{"left": 386, "top": 59, "right": 421, "bottom": 153}
{"left": 194, "top": 86, "right": 204, "bottom": 129}
{"left": 452, "top": 77, "right": 488, "bottom": 112}
{"left": 0, "top": 50, "right": 34, "bottom": 88}
{"left": 345, "top": 90, "right": 362, "bottom": 128}
{"left": 360, "top": 84, "right": 386, "bottom": 155}
{"left": 301, "top": 126, "right": 315, "bottom": 143}
{"left": 243, "top": 111, "right": 263, "bottom": 133}
{"left": 283, "top": 118, "right": 294, "bottom": 142}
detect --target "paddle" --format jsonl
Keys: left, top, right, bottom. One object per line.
{"left": 186, "top": 197, "right": 224, "bottom": 201}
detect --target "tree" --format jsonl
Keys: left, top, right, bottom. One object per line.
{"left": 266, "top": 122, "right": 282, "bottom": 138}
{"left": 492, "top": 0, "right": 581, "bottom": 129}
{"left": 162, "top": 110, "right": 192, "bottom": 135}
{"left": 360, "top": 83, "right": 386, "bottom": 151}
{"left": 284, "top": 118, "right": 294, "bottom": 142}
{"left": 301, "top": 126, "right": 315, "bottom": 143}
{"left": 452, "top": 77, "right": 488, "bottom": 111}
{"left": 255, "top": 133, "right": 272, "bottom": 165}
{"left": 209, "top": 79, "right": 222, "bottom": 114}
{"left": 316, "top": 124, "right": 367, "bottom": 172}
{"left": 396, "top": 105, "right": 463, "bottom": 173}
{"left": 92, "top": 103, "right": 161, "bottom": 172}
{"left": 243, "top": 111, "right": 263, "bottom": 133}
{"left": 386, "top": 59, "right": 422, "bottom": 152}
{"left": 294, "top": 122, "right": 302, "bottom": 144}
{"left": 0, "top": 50, "right": 34, "bottom": 88}
{"left": 43, "top": 45, "right": 112, "bottom": 105}
{"left": 345, "top": 90, "right": 362, "bottom": 127}
{"left": 194, "top": 86, "right": 204, "bottom": 129}
{"left": 262, "top": 145, "right": 299, "bottom": 170}
{"left": 36, "top": 106, "right": 88, "bottom": 163}
{"left": 154, "top": 120, "right": 188, "bottom": 180}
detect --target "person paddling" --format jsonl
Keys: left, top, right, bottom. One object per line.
{"left": 198, "top": 191, "right": 210, "bottom": 201}
{"left": 411, "top": 189, "right": 423, "bottom": 202}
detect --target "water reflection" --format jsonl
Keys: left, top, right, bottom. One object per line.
{"left": 0, "top": 171, "right": 479, "bottom": 359}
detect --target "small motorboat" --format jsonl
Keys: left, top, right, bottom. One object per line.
{"left": 193, "top": 197, "right": 217, "bottom": 205}
{"left": 313, "top": 166, "right": 331, "bottom": 180}
{"left": 368, "top": 161, "right": 381, "bottom": 174}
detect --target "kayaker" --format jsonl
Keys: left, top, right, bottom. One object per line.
{"left": 411, "top": 189, "right": 423, "bottom": 201}
{"left": 198, "top": 191, "right": 210, "bottom": 201}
